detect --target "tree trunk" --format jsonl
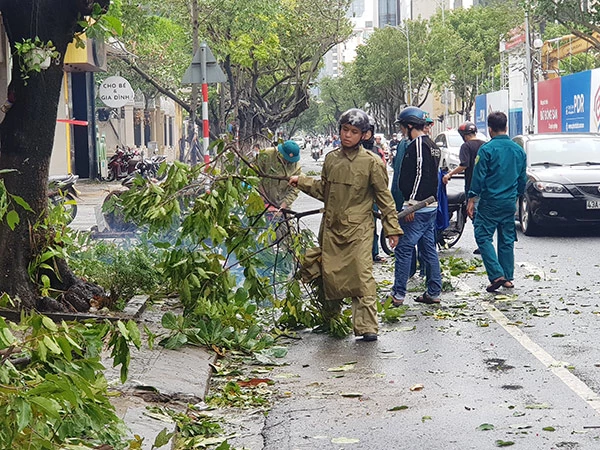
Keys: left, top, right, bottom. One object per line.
{"left": 0, "top": 0, "right": 109, "bottom": 310}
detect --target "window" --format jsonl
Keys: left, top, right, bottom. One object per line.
{"left": 348, "top": 0, "right": 365, "bottom": 17}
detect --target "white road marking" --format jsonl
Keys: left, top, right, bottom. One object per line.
{"left": 452, "top": 274, "right": 600, "bottom": 413}
{"left": 482, "top": 302, "right": 600, "bottom": 413}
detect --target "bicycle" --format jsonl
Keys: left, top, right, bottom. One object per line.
{"left": 377, "top": 196, "right": 465, "bottom": 256}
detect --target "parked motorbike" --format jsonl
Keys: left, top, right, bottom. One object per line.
{"left": 379, "top": 191, "right": 467, "bottom": 256}
{"left": 136, "top": 154, "right": 167, "bottom": 179}
{"left": 311, "top": 148, "right": 320, "bottom": 162}
{"left": 437, "top": 190, "right": 468, "bottom": 248}
{"left": 48, "top": 174, "right": 79, "bottom": 223}
{"left": 106, "top": 146, "right": 140, "bottom": 181}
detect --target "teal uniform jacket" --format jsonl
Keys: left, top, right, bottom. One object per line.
{"left": 391, "top": 138, "right": 409, "bottom": 210}
{"left": 468, "top": 134, "right": 527, "bottom": 214}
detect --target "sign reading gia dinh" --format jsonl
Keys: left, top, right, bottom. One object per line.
{"left": 99, "top": 76, "right": 135, "bottom": 108}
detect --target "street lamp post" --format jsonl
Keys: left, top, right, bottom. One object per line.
{"left": 398, "top": 25, "right": 413, "bottom": 105}
{"left": 524, "top": 11, "right": 543, "bottom": 134}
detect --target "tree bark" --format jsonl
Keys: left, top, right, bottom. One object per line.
{"left": 0, "top": 0, "right": 109, "bottom": 310}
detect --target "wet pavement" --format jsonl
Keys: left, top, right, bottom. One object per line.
{"left": 68, "top": 150, "right": 600, "bottom": 449}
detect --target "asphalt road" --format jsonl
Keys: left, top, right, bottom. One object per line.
{"left": 70, "top": 150, "right": 600, "bottom": 449}
{"left": 252, "top": 146, "right": 600, "bottom": 450}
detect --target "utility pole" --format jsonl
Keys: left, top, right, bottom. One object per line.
{"left": 525, "top": 10, "right": 534, "bottom": 134}
{"left": 190, "top": 0, "right": 200, "bottom": 165}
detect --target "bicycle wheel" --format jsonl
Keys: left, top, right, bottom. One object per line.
{"left": 439, "top": 207, "right": 466, "bottom": 248}
{"left": 380, "top": 228, "right": 393, "bottom": 256}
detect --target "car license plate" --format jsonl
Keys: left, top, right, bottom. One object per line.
{"left": 586, "top": 200, "right": 600, "bottom": 209}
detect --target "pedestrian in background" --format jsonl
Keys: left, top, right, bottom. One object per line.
{"left": 289, "top": 108, "right": 403, "bottom": 341}
{"left": 373, "top": 135, "right": 387, "bottom": 163}
{"left": 442, "top": 121, "right": 486, "bottom": 254}
{"left": 389, "top": 107, "right": 442, "bottom": 306}
{"left": 424, "top": 116, "right": 434, "bottom": 136}
{"left": 250, "top": 143, "right": 260, "bottom": 160}
{"left": 363, "top": 115, "right": 387, "bottom": 263}
{"left": 467, "top": 111, "right": 527, "bottom": 292}
{"left": 388, "top": 133, "right": 400, "bottom": 165}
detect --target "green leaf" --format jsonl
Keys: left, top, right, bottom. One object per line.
{"left": 28, "top": 396, "right": 61, "bottom": 418}
{"left": 0, "top": 326, "right": 16, "bottom": 346}
{"left": 126, "top": 320, "right": 142, "bottom": 349}
{"left": 388, "top": 405, "right": 409, "bottom": 411}
{"left": 495, "top": 440, "right": 515, "bottom": 447}
{"left": 6, "top": 210, "right": 19, "bottom": 230}
{"left": 10, "top": 194, "right": 33, "bottom": 212}
{"left": 41, "top": 316, "right": 58, "bottom": 332}
{"left": 15, "top": 398, "right": 32, "bottom": 432}
{"left": 542, "top": 426, "right": 555, "bottom": 431}
{"left": 43, "top": 335, "right": 62, "bottom": 354}
{"left": 478, "top": 423, "right": 495, "bottom": 431}
{"left": 338, "top": 391, "right": 362, "bottom": 398}
{"left": 117, "top": 320, "right": 130, "bottom": 339}
{"left": 153, "top": 427, "right": 175, "bottom": 447}
{"left": 161, "top": 312, "right": 179, "bottom": 330}
{"left": 102, "top": 15, "right": 124, "bottom": 36}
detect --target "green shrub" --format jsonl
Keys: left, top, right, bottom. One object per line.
{"left": 68, "top": 240, "right": 161, "bottom": 309}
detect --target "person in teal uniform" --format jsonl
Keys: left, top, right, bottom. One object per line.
{"left": 467, "top": 111, "right": 527, "bottom": 293}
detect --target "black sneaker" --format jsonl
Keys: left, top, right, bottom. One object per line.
{"left": 362, "top": 333, "right": 378, "bottom": 341}
{"left": 473, "top": 248, "right": 481, "bottom": 255}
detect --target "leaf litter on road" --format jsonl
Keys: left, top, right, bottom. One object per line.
{"left": 331, "top": 437, "right": 360, "bottom": 444}
{"left": 327, "top": 362, "right": 357, "bottom": 372}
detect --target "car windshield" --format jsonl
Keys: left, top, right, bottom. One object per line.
{"left": 527, "top": 136, "right": 600, "bottom": 166}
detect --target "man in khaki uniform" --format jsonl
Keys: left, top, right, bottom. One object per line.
{"left": 290, "top": 109, "right": 403, "bottom": 341}
{"left": 256, "top": 140, "right": 302, "bottom": 210}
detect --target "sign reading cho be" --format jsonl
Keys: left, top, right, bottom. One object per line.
{"left": 99, "top": 76, "right": 135, "bottom": 108}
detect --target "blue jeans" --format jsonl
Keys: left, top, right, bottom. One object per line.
{"left": 392, "top": 210, "right": 442, "bottom": 300}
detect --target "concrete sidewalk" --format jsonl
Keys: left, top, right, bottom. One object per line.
{"left": 70, "top": 179, "right": 216, "bottom": 449}
{"left": 102, "top": 299, "right": 216, "bottom": 449}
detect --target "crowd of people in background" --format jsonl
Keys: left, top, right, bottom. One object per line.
{"left": 253, "top": 107, "right": 526, "bottom": 342}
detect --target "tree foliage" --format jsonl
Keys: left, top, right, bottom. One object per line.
{"left": 198, "top": 0, "right": 353, "bottom": 141}
{"left": 428, "top": 2, "right": 522, "bottom": 118}
{"left": 0, "top": 311, "right": 141, "bottom": 449}
{"left": 535, "top": 0, "right": 600, "bottom": 51}
{"left": 298, "top": 2, "right": 521, "bottom": 133}
{"left": 353, "top": 20, "right": 435, "bottom": 134}
{"left": 110, "top": 0, "right": 353, "bottom": 142}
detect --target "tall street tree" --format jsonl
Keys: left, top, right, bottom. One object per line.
{"left": 428, "top": 1, "right": 522, "bottom": 119}
{"left": 195, "top": 0, "right": 353, "bottom": 141}
{"left": 536, "top": 0, "right": 600, "bottom": 51}
{"left": 353, "top": 20, "right": 435, "bottom": 134}
{"left": 0, "top": 0, "right": 111, "bottom": 310}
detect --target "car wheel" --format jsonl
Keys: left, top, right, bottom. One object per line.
{"left": 519, "top": 196, "right": 540, "bottom": 236}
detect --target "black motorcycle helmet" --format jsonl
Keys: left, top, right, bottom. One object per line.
{"left": 362, "top": 115, "right": 376, "bottom": 150}
{"left": 457, "top": 121, "right": 477, "bottom": 139}
{"left": 394, "top": 106, "right": 428, "bottom": 128}
{"left": 338, "top": 108, "right": 370, "bottom": 133}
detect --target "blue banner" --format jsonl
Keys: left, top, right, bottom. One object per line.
{"left": 509, "top": 108, "right": 523, "bottom": 137}
{"left": 561, "top": 71, "right": 591, "bottom": 133}
{"left": 475, "top": 95, "right": 487, "bottom": 137}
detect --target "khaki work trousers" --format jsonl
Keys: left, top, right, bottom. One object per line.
{"left": 351, "top": 296, "right": 378, "bottom": 336}
{"left": 323, "top": 296, "right": 379, "bottom": 336}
